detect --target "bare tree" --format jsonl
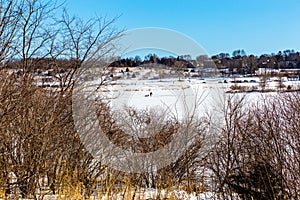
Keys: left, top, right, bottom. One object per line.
{"left": 207, "top": 93, "right": 300, "bottom": 199}
{"left": 0, "top": 0, "right": 20, "bottom": 66}
{"left": 259, "top": 75, "right": 268, "bottom": 91}
{"left": 277, "top": 73, "right": 285, "bottom": 91}
{"left": 54, "top": 10, "right": 122, "bottom": 91}
{"left": 174, "top": 60, "right": 185, "bottom": 81}
{"left": 12, "top": 0, "right": 61, "bottom": 71}
{"left": 0, "top": 0, "right": 122, "bottom": 198}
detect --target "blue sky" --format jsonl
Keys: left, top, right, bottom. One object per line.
{"left": 64, "top": 0, "right": 300, "bottom": 57}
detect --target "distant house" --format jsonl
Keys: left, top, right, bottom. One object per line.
{"left": 256, "top": 68, "right": 279, "bottom": 75}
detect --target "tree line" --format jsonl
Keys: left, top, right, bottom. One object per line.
{"left": 109, "top": 54, "right": 195, "bottom": 68}
{"left": 212, "top": 49, "right": 300, "bottom": 75}
{"left": 108, "top": 50, "right": 300, "bottom": 76}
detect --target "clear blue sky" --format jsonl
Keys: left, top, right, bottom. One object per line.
{"left": 64, "top": 0, "right": 300, "bottom": 57}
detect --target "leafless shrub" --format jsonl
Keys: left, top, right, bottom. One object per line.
{"left": 207, "top": 93, "right": 300, "bottom": 199}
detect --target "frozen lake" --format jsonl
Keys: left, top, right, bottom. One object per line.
{"left": 77, "top": 76, "right": 300, "bottom": 125}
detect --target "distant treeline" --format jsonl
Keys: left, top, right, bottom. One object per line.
{"left": 3, "top": 58, "right": 81, "bottom": 73}
{"left": 3, "top": 50, "right": 300, "bottom": 75}
{"left": 109, "top": 54, "right": 195, "bottom": 68}
{"left": 211, "top": 49, "right": 300, "bottom": 74}
{"left": 110, "top": 49, "right": 300, "bottom": 75}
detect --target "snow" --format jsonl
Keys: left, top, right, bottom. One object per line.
{"left": 84, "top": 77, "right": 226, "bottom": 120}
{"left": 99, "top": 189, "right": 219, "bottom": 200}
{"left": 77, "top": 72, "right": 300, "bottom": 129}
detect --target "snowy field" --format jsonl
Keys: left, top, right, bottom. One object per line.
{"left": 82, "top": 74, "right": 300, "bottom": 120}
